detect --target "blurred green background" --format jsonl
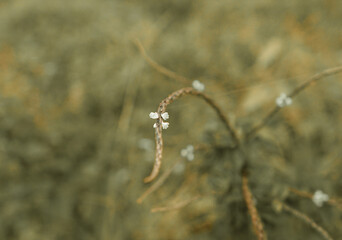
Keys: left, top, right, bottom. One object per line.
{"left": 1, "top": 0, "right": 342, "bottom": 239}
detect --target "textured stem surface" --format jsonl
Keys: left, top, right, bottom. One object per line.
{"left": 144, "top": 87, "right": 239, "bottom": 183}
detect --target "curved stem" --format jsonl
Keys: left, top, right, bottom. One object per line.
{"left": 246, "top": 66, "right": 342, "bottom": 140}
{"left": 144, "top": 87, "right": 239, "bottom": 183}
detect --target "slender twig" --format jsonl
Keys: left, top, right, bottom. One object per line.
{"left": 137, "top": 158, "right": 183, "bottom": 203}
{"left": 289, "top": 187, "right": 342, "bottom": 211}
{"left": 276, "top": 200, "right": 334, "bottom": 240}
{"left": 134, "top": 39, "right": 190, "bottom": 84}
{"left": 288, "top": 187, "right": 313, "bottom": 198}
{"left": 246, "top": 66, "right": 342, "bottom": 140}
{"left": 144, "top": 87, "right": 239, "bottom": 183}
{"left": 151, "top": 195, "right": 201, "bottom": 213}
{"left": 242, "top": 170, "right": 267, "bottom": 240}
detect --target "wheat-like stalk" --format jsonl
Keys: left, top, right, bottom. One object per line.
{"left": 242, "top": 170, "right": 267, "bottom": 240}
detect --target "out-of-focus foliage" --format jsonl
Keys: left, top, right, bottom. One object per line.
{"left": 0, "top": 0, "right": 342, "bottom": 239}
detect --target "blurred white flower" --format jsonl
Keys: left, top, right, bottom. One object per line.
{"left": 276, "top": 93, "right": 292, "bottom": 107}
{"left": 312, "top": 190, "right": 329, "bottom": 207}
{"left": 149, "top": 112, "right": 159, "bottom": 119}
{"left": 173, "top": 162, "right": 185, "bottom": 174}
{"left": 192, "top": 80, "right": 205, "bottom": 92}
{"left": 181, "top": 145, "right": 194, "bottom": 161}
{"left": 114, "top": 168, "right": 130, "bottom": 185}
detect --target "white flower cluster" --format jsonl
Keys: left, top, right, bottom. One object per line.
{"left": 192, "top": 80, "right": 205, "bottom": 92}
{"left": 149, "top": 112, "right": 169, "bottom": 129}
{"left": 180, "top": 145, "right": 194, "bottom": 161}
{"left": 312, "top": 190, "right": 329, "bottom": 207}
{"left": 276, "top": 93, "right": 292, "bottom": 108}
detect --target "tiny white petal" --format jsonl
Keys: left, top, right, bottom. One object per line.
{"left": 187, "top": 153, "right": 194, "bottom": 161}
{"left": 187, "top": 145, "right": 194, "bottom": 152}
{"left": 149, "top": 112, "right": 159, "bottom": 119}
{"left": 180, "top": 145, "right": 195, "bottom": 161}
{"left": 276, "top": 99, "right": 283, "bottom": 107}
{"left": 285, "top": 98, "right": 292, "bottom": 106}
{"left": 153, "top": 123, "right": 157, "bottom": 128}
{"left": 161, "top": 112, "right": 169, "bottom": 120}
{"left": 181, "top": 149, "right": 188, "bottom": 157}
{"left": 312, "top": 190, "right": 329, "bottom": 207}
{"left": 192, "top": 80, "right": 205, "bottom": 92}
{"left": 276, "top": 93, "right": 292, "bottom": 108}
{"left": 162, "top": 122, "right": 169, "bottom": 129}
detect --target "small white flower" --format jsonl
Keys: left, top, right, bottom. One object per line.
{"left": 161, "top": 122, "right": 169, "bottom": 129}
{"left": 312, "top": 190, "right": 329, "bottom": 207}
{"left": 153, "top": 121, "right": 170, "bottom": 129}
{"left": 276, "top": 93, "right": 292, "bottom": 107}
{"left": 150, "top": 112, "right": 170, "bottom": 129}
{"left": 180, "top": 145, "right": 194, "bottom": 161}
{"left": 192, "top": 80, "right": 205, "bottom": 92}
{"left": 161, "top": 112, "right": 169, "bottom": 120}
{"left": 149, "top": 112, "right": 159, "bottom": 119}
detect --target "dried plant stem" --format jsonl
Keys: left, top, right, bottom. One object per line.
{"left": 242, "top": 171, "right": 267, "bottom": 240}
{"left": 144, "top": 87, "right": 239, "bottom": 183}
{"left": 288, "top": 187, "right": 313, "bottom": 198}
{"left": 134, "top": 39, "right": 189, "bottom": 84}
{"left": 137, "top": 158, "right": 183, "bottom": 204}
{"left": 276, "top": 201, "right": 334, "bottom": 240}
{"left": 246, "top": 65, "right": 342, "bottom": 140}
{"left": 289, "top": 187, "right": 342, "bottom": 211}
{"left": 151, "top": 195, "right": 201, "bottom": 213}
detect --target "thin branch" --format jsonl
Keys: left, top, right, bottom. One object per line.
{"left": 134, "top": 39, "right": 190, "bottom": 84}
{"left": 137, "top": 158, "right": 183, "bottom": 204}
{"left": 246, "top": 65, "right": 342, "bottom": 140}
{"left": 151, "top": 195, "right": 201, "bottom": 213}
{"left": 144, "top": 87, "right": 239, "bottom": 183}
{"left": 242, "top": 170, "right": 267, "bottom": 240}
{"left": 276, "top": 200, "right": 334, "bottom": 240}
{"left": 288, "top": 187, "right": 313, "bottom": 198}
{"left": 289, "top": 187, "right": 342, "bottom": 211}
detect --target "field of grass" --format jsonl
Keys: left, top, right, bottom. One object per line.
{"left": 0, "top": 0, "right": 342, "bottom": 239}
